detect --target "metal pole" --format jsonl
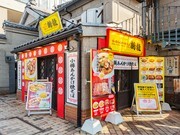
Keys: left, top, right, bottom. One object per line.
{"left": 156, "top": 0, "right": 160, "bottom": 41}
{"left": 77, "top": 34, "right": 82, "bottom": 127}
{"left": 142, "top": 0, "right": 147, "bottom": 36}
{"left": 162, "top": 7, "right": 164, "bottom": 42}
{"left": 168, "top": 7, "right": 170, "bottom": 44}
{"left": 175, "top": 7, "right": 177, "bottom": 46}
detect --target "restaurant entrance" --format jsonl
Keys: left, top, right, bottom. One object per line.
{"left": 115, "top": 70, "right": 138, "bottom": 110}
{"left": 38, "top": 55, "right": 57, "bottom": 110}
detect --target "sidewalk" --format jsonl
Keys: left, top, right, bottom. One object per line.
{"left": 0, "top": 94, "right": 180, "bottom": 135}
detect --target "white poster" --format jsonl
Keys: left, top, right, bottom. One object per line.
{"left": 17, "top": 61, "right": 22, "bottom": 90}
{"left": 66, "top": 52, "right": 78, "bottom": 105}
{"left": 114, "top": 55, "right": 138, "bottom": 70}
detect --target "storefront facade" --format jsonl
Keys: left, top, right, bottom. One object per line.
{"left": 12, "top": 25, "right": 146, "bottom": 126}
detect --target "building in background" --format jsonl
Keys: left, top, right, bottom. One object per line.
{"left": 142, "top": 0, "right": 180, "bottom": 107}
{"left": 0, "top": 2, "right": 50, "bottom": 94}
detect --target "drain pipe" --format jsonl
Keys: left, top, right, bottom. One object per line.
{"left": 75, "top": 34, "right": 82, "bottom": 127}
{"left": 142, "top": 0, "right": 147, "bottom": 37}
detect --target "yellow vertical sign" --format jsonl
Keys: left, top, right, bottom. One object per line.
{"left": 39, "top": 12, "right": 63, "bottom": 36}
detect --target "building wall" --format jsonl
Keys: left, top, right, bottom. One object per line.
{"left": 0, "top": 27, "right": 38, "bottom": 93}
{"left": 0, "top": 7, "right": 7, "bottom": 33}
{"left": 59, "top": 0, "right": 142, "bottom": 35}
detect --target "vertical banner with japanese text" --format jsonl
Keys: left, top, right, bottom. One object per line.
{"left": 90, "top": 49, "right": 115, "bottom": 118}
{"left": 134, "top": 83, "right": 161, "bottom": 112}
{"left": 17, "top": 61, "right": 22, "bottom": 90}
{"left": 139, "top": 57, "right": 165, "bottom": 102}
{"left": 66, "top": 52, "right": 78, "bottom": 105}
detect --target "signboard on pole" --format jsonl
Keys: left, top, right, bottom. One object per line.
{"left": 26, "top": 82, "right": 52, "bottom": 115}
{"left": 134, "top": 83, "right": 161, "bottom": 113}
{"left": 139, "top": 57, "right": 165, "bottom": 102}
{"left": 90, "top": 49, "right": 115, "bottom": 118}
{"left": 39, "top": 12, "right": 63, "bottom": 36}
{"left": 66, "top": 52, "right": 78, "bottom": 105}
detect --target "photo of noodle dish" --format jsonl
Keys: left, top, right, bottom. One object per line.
{"left": 92, "top": 52, "right": 114, "bottom": 79}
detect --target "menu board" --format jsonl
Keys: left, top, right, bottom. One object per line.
{"left": 134, "top": 83, "right": 161, "bottom": 112}
{"left": 24, "top": 58, "right": 37, "bottom": 81}
{"left": 90, "top": 49, "right": 115, "bottom": 118}
{"left": 165, "top": 56, "right": 180, "bottom": 76}
{"left": 139, "top": 57, "right": 165, "bottom": 102}
{"left": 26, "top": 82, "right": 52, "bottom": 110}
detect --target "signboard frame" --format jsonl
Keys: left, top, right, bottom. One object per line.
{"left": 26, "top": 81, "right": 52, "bottom": 116}
{"left": 132, "top": 83, "right": 162, "bottom": 116}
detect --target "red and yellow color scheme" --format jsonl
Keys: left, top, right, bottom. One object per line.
{"left": 90, "top": 49, "right": 115, "bottom": 119}
{"left": 19, "top": 41, "right": 67, "bottom": 118}
{"left": 39, "top": 12, "right": 63, "bottom": 36}
{"left": 106, "top": 28, "right": 145, "bottom": 57}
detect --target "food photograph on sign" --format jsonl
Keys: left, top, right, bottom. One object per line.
{"left": 91, "top": 49, "right": 115, "bottom": 118}
{"left": 24, "top": 58, "right": 37, "bottom": 81}
{"left": 26, "top": 82, "right": 52, "bottom": 110}
{"left": 139, "top": 57, "right": 165, "bottom": 101}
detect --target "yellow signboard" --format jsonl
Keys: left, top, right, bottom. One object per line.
{"left": 107, "top": 29, "right": 145, "bottom": 56}
{"left": 134, "top": 83, "right": 161, "bottom": 112}
{"left": 139, "top": 57, "right": 165, "bottom": 102}
{"left": 40, "top": 12, "right": 63, "bottom": 36}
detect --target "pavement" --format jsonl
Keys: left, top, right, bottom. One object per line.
{"left": 0, "top": 94, "right": 180, "bottom": 135}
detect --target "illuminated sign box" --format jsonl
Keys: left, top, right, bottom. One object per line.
{"left": 106, "top": 29, "right": 145, "bottom": 57}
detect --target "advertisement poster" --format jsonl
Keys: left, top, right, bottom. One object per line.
{"left": 165, "top": 56, "right": 180, "bottom": 76}
{"left": 17, "top": 61, "right": 22, "bottom": 90}
{"left": 174, "top": 79, "right": 180, "bottom": 93}
{"left": 90, "top": 49, "right": 115, "bottom": 118}
{"left": 107, "top": 29, "right": 145, "bottom": 57}
{"left": 139, "top": 57, "right": 165, "bottom": 102}
{"left": 134, "top": 83, "right": 161, "bottom": 111}
{"left": 114, "top": 55, "right": 138, "bottom": 70}
{"left": 26, "top": 82, "right": 52, "bottom": 110}
{"left": 24, "top": 58, "right": 37, "bottom": 81}
{"left": 66, "top": 52, "right": 78, "bottom": 105}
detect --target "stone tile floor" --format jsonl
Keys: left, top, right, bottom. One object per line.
{"left": 0, "top": 94, "right": 180, "bottom": 135}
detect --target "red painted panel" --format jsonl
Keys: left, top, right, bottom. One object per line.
{"left": 57, "top": 53, "right": 65, "bottom": 118}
